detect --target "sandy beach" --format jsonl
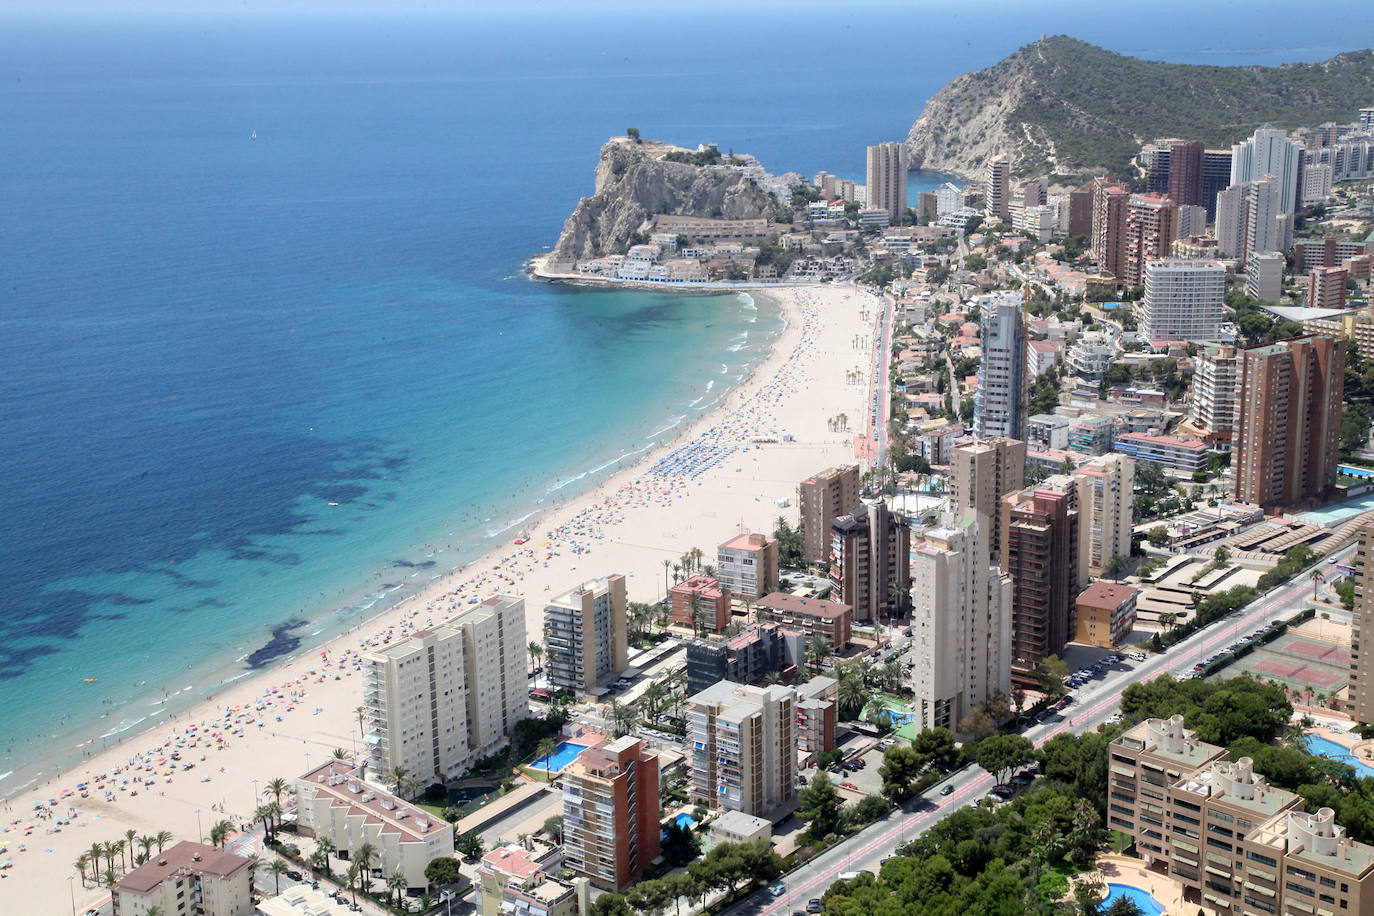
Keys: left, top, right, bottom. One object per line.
{"left": 6, "top": 283, "right": 882, "bottom": 914}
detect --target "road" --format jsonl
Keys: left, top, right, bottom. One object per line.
{"left": 725, "top": 545, "right": 1352, "bottom": 916}
{"left": 860, "top": 288, "right": 892, "bottom": 471}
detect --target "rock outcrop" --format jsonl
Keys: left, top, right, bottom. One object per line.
{"left": 550, "top": 138, "right": 780, "bottom": 263}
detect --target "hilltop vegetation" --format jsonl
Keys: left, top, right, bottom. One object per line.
{"left": 906, "top": 36, "right": 1374, "bottom": 178}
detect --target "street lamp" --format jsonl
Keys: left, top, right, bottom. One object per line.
{"left": 68, "top": 874, "right": 75, "bottom": 916}
{"left": 252, "top": 778, "right": 259, "bottom": 818}
{"left": 196, "top": 808, "right": 203, "bottom": 844}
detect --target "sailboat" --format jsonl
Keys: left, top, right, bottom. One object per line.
{"left": 250, "top": 130, "right": 257, "bottom": 140}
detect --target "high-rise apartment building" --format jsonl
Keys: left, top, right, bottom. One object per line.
{"left": 1072, "top": 453, "right": 1134, "bottom": 578}
{"left": 1091, "top": 179, "right": 1131, "bottom": 280}
{"left": 949, "top": 437, "right": 1026, "bottom": 568}
{"left": 1109, "top": 717, "right": 1374, "bottom": 915}
{"left": 916, "top": 190, "right": 938, "bottom": 222}
{"left": 984, "top": 157, "right": 1011, "bottom": 223}
{"left": 1139, "top": 257, "right": 1226, "bottom": 342}
{"left": 113, "top": 842, "right": 255, "bottom": 916}
{"left": 1201, "top": 149, "right": 1233, "bottom": 221}
{"left": 828, "top": 501, "right": 910, "bottom": 623}
{"left": 364, "top": 594, "right": 527, "bottom": 782}
{"left": 1351, "top": 525, "right": 1374, "bottom": 724}
{"left": 935, "top": 181, "right": 963, "bottom": 217}
{"left": 1350, "top": 525, "right": 1374, "bottom": 724}
{"left": 1246, "top": 250, "right": 1285, "bottom": 303}
{"left": 686, "top": 681, "right": 797, "bottom": 819}
{"left": 1233, "top": 336, "right": 1345, "bottom": 510}
{"left": 545, "top": 575, "right": 628, "bottom": 694}
{"left": 716, "top": 532, "right": 779, "bottom": 604}
{"left": 1174, "top": 203, "right": 1206, "bottom": 241}
{"left": 798, "top": 465, "right": 861, "bottom": 565}
{"left": 973, "top": 298, "right": 1026, "bottom": 440}
{"left": 561, "top": 736, "right": 661, "bottom": 891}
{"left": 683, "top": 622, "right": 801, "bottom": 697}
{"left": 1245, "top": 175, "right": 1293, "bottom": 267}
{"left": 1068, "top": 184, "right": 1094, "bottom": 237}
{"left": 1124, "top": 194, "right": 1178, "bottom": 287}
{"left": 1232, "top": 125, "right": 1304, "bottom": 214}
{"left": 1308, "top": 265, "right": 1349, "bottom": 309}
{"left": 1303, "top": 161, "right": 1334, "bottom": 205}
{"left": 1187, "top": 344, "right": 1242, "bottom": 444}
{"left": 1167, "top": 139, "right": 1204, "bottom": 207}
{"left": 866, "top": 142, "right": 908, "bottom": 225}
{"left": 909, "top": 518, "right": 1012, "bottom": 732}
{"left": 1214, "top": 184, "right": 1247, "bottom": 259}
{"left": 1002, "top": 477, "right": 1081, "bottom": 664}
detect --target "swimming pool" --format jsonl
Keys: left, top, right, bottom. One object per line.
{"left": 674, "top": 813, "right": 696, "bottom": 830}
{"left": 1297, "top": 490, "right": 1374, "bottom": 526}
{"left": 530, "top": 741, "right": 589, "bottom": 773}
{"left": 1305, "top": 735, "right": 1374, "bottom": 779}
{"left": 1104, "top": 883, "right": 1165, "bottom": 916}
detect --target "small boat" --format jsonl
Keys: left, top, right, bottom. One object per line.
{"left": 250, "top": 130, "right": 257, "bottom": 140}
{"left": 83, "top": 678, "right": 98, "bottom": 683}
{"left": 328, "top": 501, "right": 339, "bottom": 507}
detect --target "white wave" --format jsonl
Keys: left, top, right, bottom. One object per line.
{"left": 736, "top": 292, "right": 756, "bottom": 309}
{"left": 645, "top": 418, "right": 687, "bottom": 440}
{"left": 486, "top": 509, "right": 541, "bottom": 537}
{"left": 719, "top": 363, "right": 728, "bottom": 373}
{"left": 101, "top": 715, "right": 148, "bottom": 739}
{"left": 727, "top": 331, "right": 749, "bottom": 352}
{"left": 0, "top": 770, "right": 12, "bottom": 782}
{"left": 704, "top": 380, "right": 715, "bottom": 393}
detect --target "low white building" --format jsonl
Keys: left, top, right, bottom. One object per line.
{"left": 711, "top": 810, "right": 772, "bottom": 845}
{"left": 296, "top": 762, "right": 456, "bottom": 891}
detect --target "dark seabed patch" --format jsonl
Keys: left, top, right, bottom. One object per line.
{"left": 246, "top": 618, "right": 310, "bottom": 670}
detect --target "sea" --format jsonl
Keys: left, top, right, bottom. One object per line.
{"left": 2, "top": 1, "right": 1369, "bottom": 795}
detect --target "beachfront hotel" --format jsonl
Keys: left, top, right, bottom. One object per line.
{"left": 561, "top": 736, "right": 661, "bottom": 891}
{"left": 296, "top": 760, "right": 456, "bottom": 891}
{"left": 1108, "top": 717, "right": 1374, "bottom": 915}
{"left": 544, "top": 574, "right": 628, "bottom": 695}
{"left": 363, "top": 594, "right": 527, "bottom": 784}
{"left": 111, "top": 842, "right": 255, "bottom": 916}
{"left": 686, "top": 680, "right": 798, "bottom": 821}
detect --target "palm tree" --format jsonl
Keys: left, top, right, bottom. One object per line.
{"left": 111, "top": 839, "right": 127, "bottom": 873}
{"left": 671, "top": 563, "right": 681, "bottom": 584}
{"left": 1159, "top": 611, "right": 1177, "bottom": 633}
{"left": 354, "top": 705, "right": 368, "bottom": 745}
{"left": 640, "top": 681, "right": 667, "bottom": 723}
{"left": 388, "top": 765, "right": 411, "bottom": 796}
{"left": 346, "top": 862, "right": 361, "bottom": 908}
{"left": 255, "top": 804, "right": 274, "bottom": 844}
{"left": 331, "top": 747, "right": 350, "bottom": 760}
{"left": 89, "top": 843, "right": 105, "bottom": 879}
{"left": 662, "top": 559, "right": 672, "bottom": 597}
{"left": 355, "top": 842, "right": 379, "bottom": 893}
{"left": 212, "top": 819, "right": 236, "bottom": 850}
{"left": 689, "top": 592, "right": 705, "bottom": 638}
{"left": 536, "top": 737, "right": 558, "bottom": 781}
{"left": 124, "top": 829, "right": 137, "bottom": 868}
{"left": 609, "top": 698, "right": 637, "bottom": 738}
{"left": 528, "top": 640, "right": 543, "bottom": 674}
{"left": 837, "top": 669, "right": 867, "bottom": 720}
{"left": 137, "top": 834, "right": 156, "bottom": 866}
{"left": 314, "top": 836, "right": 336, "bottom": 876}
{"left": 102, "top": 869, "right": 118, "bottom": 889}
{"left": 264, "top": 776, "right": 289, "bottom": 811}
{"left": 75, "top": 853, "right": 90, "bottom": 887}
{"left": 387, "top": 868, "right": 408, "bottom": 908}
{"left": 806, "top": 634, "right": 833, "bottom": 674}
{"left": 146, "top": 906, "right": 164, "bottom": 916}
{"left": 209, "top": 821, "right": 228, "bottom": 849}
{"left": 1310, "top": 568, "right": 1324, "bottom": 599}
{"left": 266, "top": 858, "right": 289, "bottom": 895}
{"left": 155, "top": 831, "right": 173, "bottom": 854}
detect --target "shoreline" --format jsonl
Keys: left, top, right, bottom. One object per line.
{"left": 526, "top": 253, "right": 827, "bottom": 291}
{"left": 6, "top": 282, "right": 882, "bottom": 915}
{"left": 0, "top": 287, "right": 786, "bottom": 802}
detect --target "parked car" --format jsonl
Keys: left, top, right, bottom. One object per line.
{"left": 286, "top": 870, "right": 302, "bottom": 881}
{"left": 940, "top": 784, "right": 954, "bottom": 796}
{"left": 770, "top": 884, "right": 786, "bottom": 898}
{"left": 807, "top": 898, "right": 823, "bottom": 913}
{"left": 841, "top": 782, "right": 859, "bottom": 791}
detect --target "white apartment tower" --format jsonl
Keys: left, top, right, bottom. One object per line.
{"left": 1072, "top": 453, "right": 1135, "bottom": 578}
{"left": 1246, "top": 250, "right": 1285, "bottom": 303}
{"left": 686, "top": 681, "right": 797, "bottom": 819}
{"left": 1245, "top": 175, "right": 1293, "bottom": 267}
{"left": 1190, "top": 344, "right": 1242, "bottom": 442}
{"left": 865, "top": 142, "right": 908, "bottom": 225}
{"left": 909, "top": 519, "right": 1012, "bottom": 732}
{"left": 984, "top": 157, "right": 1012, "bottom": 223}
{"left": 1139, "top": 258, "right": 1226, "bottom": 342}
{"left": 364, "top": 594, "right": 527, "bottom": 783}
{"left": 1214, "top": 184, "right": 1246, "bottom": 259}
{"left": 1231, "top": 125, "right": 1304, "bottom": 214}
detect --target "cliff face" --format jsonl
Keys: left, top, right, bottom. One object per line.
{"left": 550, "top": 139, "right": 779, "bottom": 262}
{"left": 906, "top": 36, "right": 1374, "bottom": 180}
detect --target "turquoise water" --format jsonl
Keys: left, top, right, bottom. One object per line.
{"left": 675, "top": 813, "right": 697, "bottom": 830}
{"left": 530, "top": 741, "right": 589, "bottom": 774}
{"left": 1338, "top": 464, "right": 1374, "bottom": 479}
{"left": 1305, "top": 735, "right": 1374, "bottom": 778}
{"left": 1104, "top": 883, "right": 1166, "bottom": 916}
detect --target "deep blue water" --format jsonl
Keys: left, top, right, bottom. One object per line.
{"left": 2, "top": 2, "right": 1371, "bottom": 791}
